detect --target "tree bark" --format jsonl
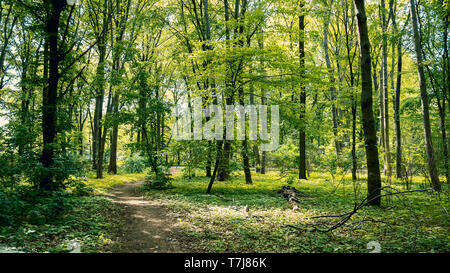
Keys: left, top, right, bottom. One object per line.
{"left": 40, "top": 0, "right": 66, "bottom": 191}
{"left": 108, "top": 94, "right": 119, "bottom": 174}
{"left": 92, "top": 0, "right": 109, "bottom": 178}
{"left": 258, "top": 26, "right": 267, "bottom": 174}
{"left": 250, "top": 90, "right": 261, "bottom": 172}
{"left": 343, "top": 0, "right": 357, "bottom": 181}
{"left": 0, "top": 3, "right": 17, "bottom": 89}
{"left": 380, "top": 0, "right": 391, "bottom": 179}
{"left": 94, "top": 41, "right": 107, "bottom": 178}
{"left": 207, "top": 140, "right": 223, "bottom": 194}
{"left": 298, "top": 2, "right": 307, "bottom": 180}
{"left": 443, "top": 14, "right": 449, "bottom": 185}
{"left": 217, "top": 0, "right": 232, "bottom": 181}
{"left": 409, "top": 0, "right": 441, "bottom": 191}
{"left": 354, "top": 0, "right": 383, "bottom": 206}
{"left": 390, "top": 0, "right": 403, "bottom": 179}
{"left": 322, "top": 1, "right": 341, "bottom": 160}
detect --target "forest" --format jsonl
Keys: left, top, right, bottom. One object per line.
{"left": 0, "top": 0, "right": 448, "bottom": 253}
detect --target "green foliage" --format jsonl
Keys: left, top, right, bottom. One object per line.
{"left": 182, "top": 167, "right": 197, "bottom": 179}
{"left": 0, "top": 195, "right": 121, "bottom": 252}
{"left": 0, "top": 172, "right": 143, "bottom": 252}
{"left": 144, "top": 171, "right": 173, "bottom": 190}
{"left": 144, "top": 171, "right": 449, "bottom": 253}
{"left": 0, "top": 186, "right": 69, "bottom": 228}
{"left": 123, "top": 155, "right": 147, "bottom": 173}
{"left": 0, "top": 0, "right": 448, "bottom": 254}
{"left": 271, "top": 143, "right": 297, "bottom": 176}
{"left": 65, "top": 176, "right": 94, "bottom": 196}
{"left": 285, "top": 175, "right": 296, "bottom": 185}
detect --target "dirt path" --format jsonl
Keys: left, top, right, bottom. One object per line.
{"left": 108, "top": 180, "right": 185, "bottom": 253}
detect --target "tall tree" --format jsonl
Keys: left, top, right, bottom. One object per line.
{"left": 298, "top": 1, "right": 307, "bottom": 179}
{"left": 343, "top": 0, "right": 358, "bottom": 182}
{"left": 40, "top": 0, "right": 69, "bottom": 190}
{"left": 409, "top": 0, "right": 441, "bottom": 191}
{"left": 88, "top": 0, "right": 110, "bottom": 178}
{"left": 389, "top": 0, "right": 403, "bottom": 179}
{"left": 354, "top": 0, "right": 382, "bottom": 206}
{"left": 108, "top": 0, "right": 132, "bottom": 174}
{"left": 217, "top": 0, "right": 232, "bottom": 181}
{"left": 322, "top": 0, "right": 342, "bottom": 162}
{"left": 380, "top": 0, "right": 391, "bottom": 178}
{"left": 0, "top": 0, "right": 18, "bottom": 89}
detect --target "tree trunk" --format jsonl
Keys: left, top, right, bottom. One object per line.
{"left": 298, "top": 3, "right": 307, "bottom": 180}
{"left": 394, "top": 41, "right": 403, "bottom": 179}
{"left": 250, "top": 91, "right": 261, "bottom": 172}
{"left": 343, "top": 0, "right": 357, "bottom": 181}
{"left": 258, "top": 27, "right": 267, "bottom": 175}
{"left": 97, "top": 91, "right": 112, "bottom": 179}
{"left": 260, "top": 85, "right": 267, "bottom": 175}
{"left": 217, "top": 0, "right": 232, "bottom": 181}
{"left": 94, "top": 41, "right": 107, "bottom": 178}
{"left": 437, "top": 95, "right": 448, "bottom": 186}
{"left": 203, "top": 0, "right": 213, "bottom": 178}
{"left": 390, "top": 0, "right": 403, "bottom": 179}
{"left": 237, "top": 0, "right": 252, "bottom": 184}
{"left": 354, "top": 0, "right": 383, "bottom": 206}
{"left": 207, "top": 140, "right": 223, "bottom": 194}
{"left": 372, "top": 61, "right": 380, "bottom": 135}
{"left": 378, "top": 69, "right": 385, "bottom": 153}
{"left": 322, "top": 2, "right": 341, "bottom": 160}
{"left": 40, "top": 1, "right": 66, "bottom": 191}
{"left": 409, "top": 0, "right": 441, "bottom": 191}
{"left": 93, "top": 0, "right": 109, "bottom": 178}
{"left": 239, "top": 84, "right": 252, "bottom": 184}
{"left": 443, "top": 15, "right": 449, "bottom": 186}
{"left": 108, "top": 94, "right": 119, "bottom": 174}
{"left": 380, "top": 0, "right": 391, "bottom": 179}
{"left": 0, "top": 4, "right": 17, "bottom": 89}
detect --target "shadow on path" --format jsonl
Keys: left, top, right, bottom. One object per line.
{"left": 108, "top": 180, "right": 186, "bottom": 253}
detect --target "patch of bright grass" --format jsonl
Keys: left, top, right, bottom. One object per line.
{"left": 143, "top": 170, "right": 450, "bottom": 253}
{"left": 84, "top": 172, "right": 147, "bottom": 194}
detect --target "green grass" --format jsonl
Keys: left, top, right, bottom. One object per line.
{"left": 0, "top": 194, "right": 123, "bottom": 252}
{"left": 0, "top": 172, "right": 146, "bottom": 253}
{"left": 142, "top": 170, "right": 450, "bottom": 253}
{"left": 83, "top": 172, "right": 147, "bottom": 194}
{"left": 2, "top": 169, "right": 448, "bottom": 253}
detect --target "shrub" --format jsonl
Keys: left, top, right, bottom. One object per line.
{"left": 0, "top": 189, "right": 73, "bottom": 227}
{"left": 65, "top": 176, "right": 94, "bottom": 196}
{"left": 182, "top": 167, "right": 197, "bottom": 179}
{"left": 123, "top": 155, "right": 147, "bottom": 173}
{"left": 144, "top": 172, "right": 173, "bottom": 190}
{"left": 285, "top": 175, "right": 296, "bottom": 185}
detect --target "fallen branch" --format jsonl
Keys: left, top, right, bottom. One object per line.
{"left": 286, "top": 187, "right": 432, "bottom": 233}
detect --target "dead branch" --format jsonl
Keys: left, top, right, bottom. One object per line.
{"left": 286, "top": 187, "right": 432, "bottom": 233}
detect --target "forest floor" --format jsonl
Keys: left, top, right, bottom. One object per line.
{"left": 1, "top": 169, "right": 448, "bottom": 253}
{"left": 142, "top": 170, "right": 450, "bottom": 253}
{"left": 107, "top": 180, "right": 187, "bottom": 253}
